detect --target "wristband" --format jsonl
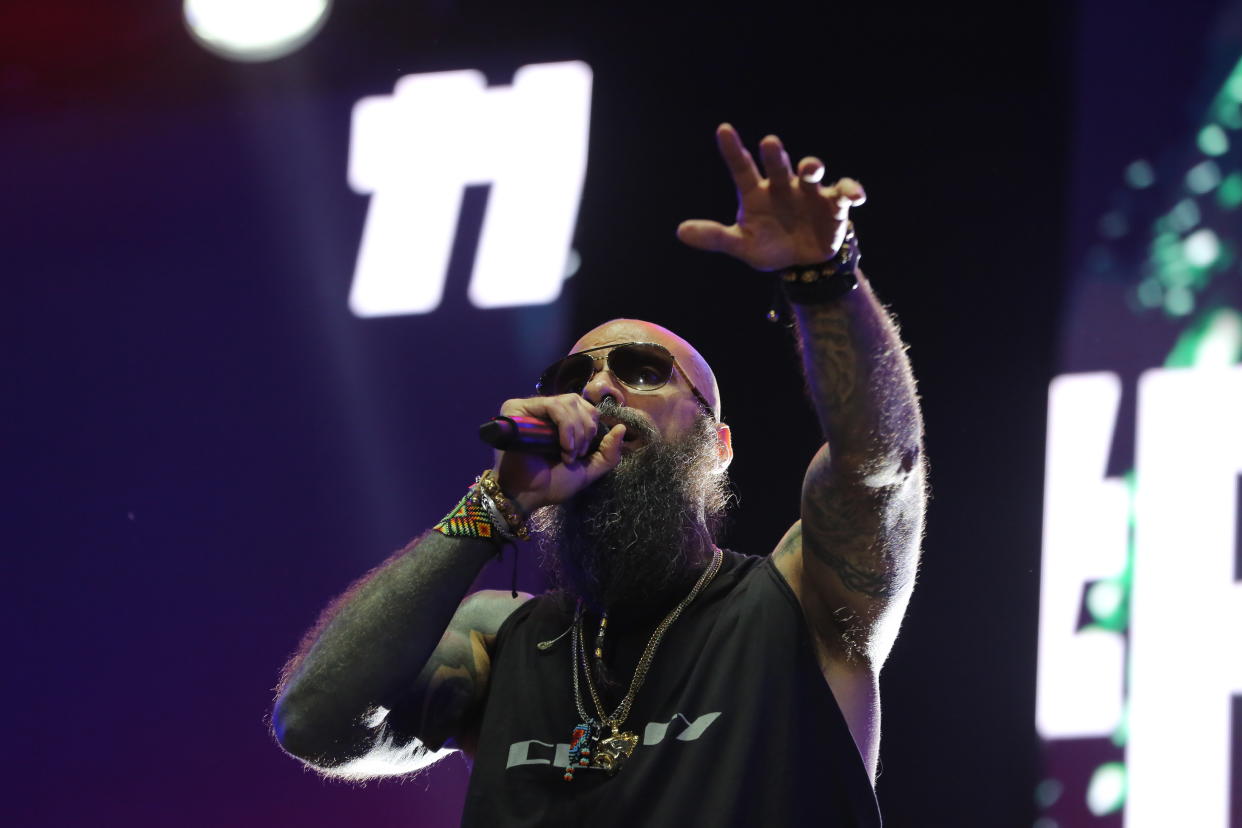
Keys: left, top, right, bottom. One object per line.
{"left": 434, "top": 486, "right": 497, "bottom": 541}
{"left": 478, "top": 469, "right": 530, "bottom": 541}
{"left": 777, "top": 222, "right": 861, "bottom": 306}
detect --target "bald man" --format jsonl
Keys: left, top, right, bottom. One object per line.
{"left": 273, "top": 125, "right": 925, "bottom": 827}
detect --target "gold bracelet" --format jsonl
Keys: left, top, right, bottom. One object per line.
{"left": 478, "top": 469, "right": 531, "bottom": 541}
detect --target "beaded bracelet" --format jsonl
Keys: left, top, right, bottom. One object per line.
{"left": 433, "top": 485, "right": 496, "bottom": 541}
{"left": 478, "top": 469, "right": 531, "bottom": 541}
{"left": 432, "top": 470, "right": 531, "bottom": 543}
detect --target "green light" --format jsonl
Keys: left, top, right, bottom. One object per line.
{"left": 1165, "top": 285, "right": 1194, "bottom": 316}
{"left": 1086, "top": 762, "right": 1127, "bottom": 816}
{"left": 1165, "top": 307, "right": 1242, "bottom": 367}
{"left": 1152, "top": 232, "right": 1182, "bottom": 267}
{"left": 1167, "top": 198, "right": 1201, "bottom": 233}
{"left": 1137, "top": 278, "right": 1163, "bottom": 308}
{"left": 1086, "top": 579, "right": 1127, "bottom": 630}
{"left": 1228, "top": 70, "right": 1242, "bottom": 103}
{"left": 1198, "top": 124, "right": 1229, "bottom": 156}
{"left": 1186, "top": 160, "right": 1221, "bottom": 194}
{"left": 1034, "top": 778, "right": 1064, "bottom": 808}
{"left": 1112, "top": 699, "right": 1129, "bottom": 747}
{"left": 1112, "top": 705, "right": 1132, "bottom": 749}
{"left": 1159, "top": 263, "right": 1195, "bottom": 290}
{"left": 1184, "top": 228, "right": 1221, "bottom": 267}
{"left": 1125, "top": 159, "right": 1155, "bottom": 188}
{"left": 1217, "top": 99, "right": 1242, "bottom": 129}
{"left": 1218, "top": 171, "right": 1242, "bottom": 210}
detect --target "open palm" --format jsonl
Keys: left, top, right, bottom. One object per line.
{"left": 678, "top": 123, "right": 866, "bottom": 272}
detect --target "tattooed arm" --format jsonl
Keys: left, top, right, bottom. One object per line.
{"left": 678, "top": 123, "right": 926, "bottom": 667}
{"left": 272, "top": 393, "right": 625, "bottom": 778}
{"left": 271, "top": 531, "right": 529, "bottom": 778}
{"left": 786, "top": 275, "right": 925, "bottom": 667}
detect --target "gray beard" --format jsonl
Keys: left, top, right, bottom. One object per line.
{"left": 531, "top": 400, "right": 731, "bottom": 612}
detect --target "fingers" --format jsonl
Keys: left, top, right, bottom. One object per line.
{"left": 797, "top": 157, "right": 825, "bottom": 192}
{"left": 676, "top": 219, "right": 745, "bottom": 256}
{"left": 500, "top": 394, "right": 601, "bottom": 463}
{"left": 715, "top": 123, "right": 761, "bottom": 193}
{"left": 759, "top": 135, "right": 795, "bottom": 198}
{"left": 585, "top": 423, "right": 627, "bottom": 480}
{"left": 823, "top": 176, "right": 867, "bottom": 220}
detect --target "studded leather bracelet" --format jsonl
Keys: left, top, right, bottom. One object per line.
{"left": 778, "top": 221, "right": 861, "bottom": 306}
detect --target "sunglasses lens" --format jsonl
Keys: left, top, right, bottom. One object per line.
{"left": 537, "top": 353, "right": 594, "bottom": 396}
{"left": 608, "top": 344, "right": 674, "bottom": 390}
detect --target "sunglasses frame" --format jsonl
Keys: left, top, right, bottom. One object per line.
{"left": 536, "top": 342, "right": 716, "bottom": 419}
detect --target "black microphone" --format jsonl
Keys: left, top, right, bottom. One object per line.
{"left": 478, "top": 415, "right": 609, "bottom": 455}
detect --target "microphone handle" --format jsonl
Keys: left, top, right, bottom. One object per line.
{"left": 478, "top": 415, "right": 607, "bottom": 455}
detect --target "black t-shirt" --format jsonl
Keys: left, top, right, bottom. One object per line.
{"left": 459, "top": 550, "right": 882, "bottom": 827}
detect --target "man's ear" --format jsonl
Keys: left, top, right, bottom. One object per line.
{"left": 715, "top": 423, "right": 733, "bottom": 471}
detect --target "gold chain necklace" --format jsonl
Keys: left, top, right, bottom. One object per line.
{"left": 563, "top": 546, "right": 724, "bottom": 781}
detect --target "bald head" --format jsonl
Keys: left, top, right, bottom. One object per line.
{"left": 570, "top": 319, "right": 721, "bottom": 420}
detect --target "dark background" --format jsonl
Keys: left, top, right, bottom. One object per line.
{"left": 2, "top": 0, "right": 1217, "bottom": 825}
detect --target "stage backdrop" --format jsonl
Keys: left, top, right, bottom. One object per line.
{"left": 1035, "top": 1, "right": 1242, "bottom": 826}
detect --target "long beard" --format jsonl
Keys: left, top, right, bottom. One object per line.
{"left": 531, "top": 401, "right": 731, "bottom": 612}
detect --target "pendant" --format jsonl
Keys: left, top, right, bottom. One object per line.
{"left": 563, "top": 719, "right": 598, "bottom": 781}
{"left": 592, "top": 728, "right": 639, "bottom": 775}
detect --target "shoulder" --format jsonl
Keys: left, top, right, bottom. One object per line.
{"left": 454, "top": 589, "right": 535, "bottom": 639}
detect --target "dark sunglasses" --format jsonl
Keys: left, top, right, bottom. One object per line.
{"left": 536, "top": 342, "right": 715, "bottom": 418}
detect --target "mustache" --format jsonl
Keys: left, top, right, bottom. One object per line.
{"left": 594, "top": 396, "right": 656, "bottom": 444}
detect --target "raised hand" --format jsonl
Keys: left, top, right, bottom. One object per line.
{"left": 677, "top": 123, "right": 866, "bottom": 272}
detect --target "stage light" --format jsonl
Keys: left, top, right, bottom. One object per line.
{"left": 1186, "top": 160, "right": 1221, "bottom": 194}
{"left": 1085, "top": 578, "right": 1126, "bottom": 629}
{"left": 1198, "top": 124, "right": 1229, "bottom": 156}
{"left": 1167, "top": 198, "right": 1201, "bottom": 233}
{"left": 1136, "top": 278, "right": 1163, "bottom": 308}
{"left": 1227, "top": 67, "right": 1242, "bottom": 102}
{"left": 1193, "top": 309, "right": 1242, "bottom": 366}
{"left": 1183, "top": 228, "right": 1220, "bottom": 268}
{"left": 1125, "top": 160, "right": 1155, "bottom": 189}
{"left": 1163, "top": 285, "right": 1193, "bottom": 316}
{"left": 1169, "top": 309, "right": 1240, "bottom": 367}
{"left": 1086, "top": 762, "right": 1126, "bottom": 816}
{"left": 1218, "top": 171, "right": 1242, "bottom": 209}
{"left": 183, "top": 0, "right": 331, "bottom": 62}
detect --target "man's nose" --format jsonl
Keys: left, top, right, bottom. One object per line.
{"left": 582, "top": 362, "right": 625, "bottom": 408}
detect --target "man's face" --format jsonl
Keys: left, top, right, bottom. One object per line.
{"left": 531, "top": 320, "right": 732, "bottom": 610}
{"left": 566, "top": 319, "right": 723, "bottom": 454}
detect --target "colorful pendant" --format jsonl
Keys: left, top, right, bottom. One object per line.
{"left": 563, "top": 719, "right": 598, "bottom": 781}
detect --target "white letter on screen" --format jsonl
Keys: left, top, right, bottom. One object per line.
{"left": 1127, "top": 366, "right": 1242, "bottom": 828}
{"left": 347, "top": 61, "right": 593, "bottom": 317}
{"left": 1036, "top": 372, "right": 1128, "bottom": 739}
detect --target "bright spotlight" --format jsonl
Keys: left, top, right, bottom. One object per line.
{"left": 184, "top": 0, "right": 331, "bottom": 63}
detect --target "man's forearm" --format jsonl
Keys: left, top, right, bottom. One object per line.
{"left": 791, "top": 272, "right": 923, "bottom": 480}
{"left": 790, "top": 272, "right": 926, "bottom": 615}
{"left": 272, "top": 531, "right": 497, "bottom": 765}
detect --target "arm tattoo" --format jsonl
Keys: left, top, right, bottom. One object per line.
{"left": 791, "top": 274, "right": 926, "bottom": 604}
{"left": 403, "top": 630, "right": 491, "bottom": 748}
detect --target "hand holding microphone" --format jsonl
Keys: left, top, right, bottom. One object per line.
{"left": 484, "top": 394, "right": 627, "bottom": 512}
